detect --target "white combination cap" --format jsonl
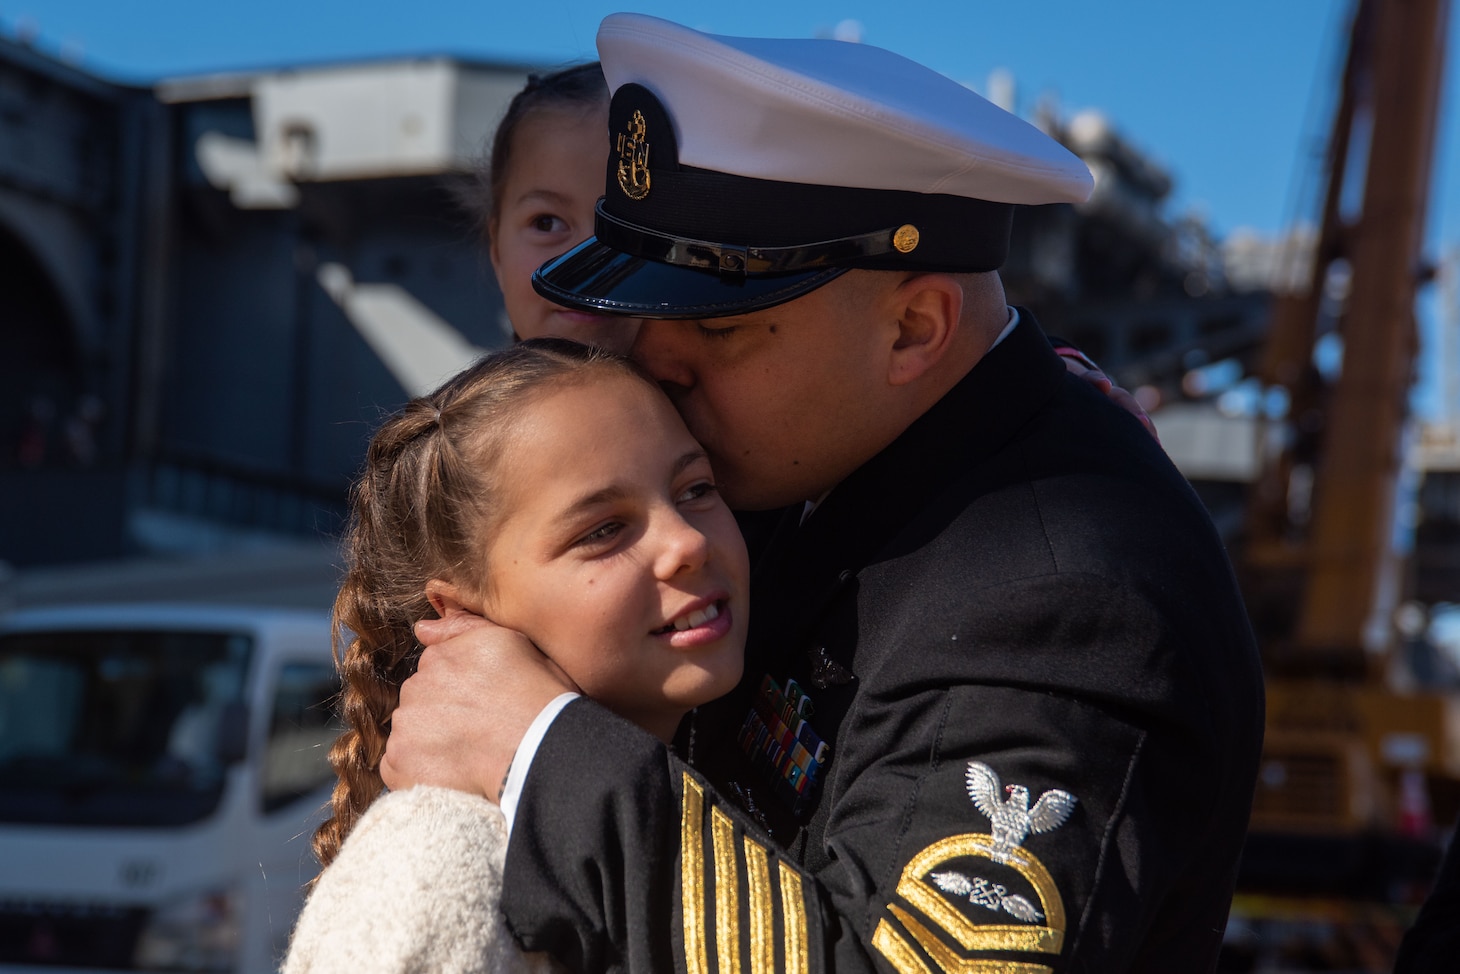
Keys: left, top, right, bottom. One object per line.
{"left": 534, "top": 13, "right": 1094, "bottom": 319}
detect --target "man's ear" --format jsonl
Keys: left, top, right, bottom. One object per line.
{"left": 887, "top": 273, "right": 964, "bottom": 386}
{"left": 425, "top": 578, "right": 478, "bottom": 618}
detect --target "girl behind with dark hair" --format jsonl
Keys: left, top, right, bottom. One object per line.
{"left": 470, "top": 61, "right": 643, "bottom": 354}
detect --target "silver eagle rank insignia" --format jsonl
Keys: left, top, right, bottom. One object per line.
{"left": 964, "top": 761, "right": 1078, "bottom": 865}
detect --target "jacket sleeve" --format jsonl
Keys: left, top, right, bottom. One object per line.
{"left": 500, "top": 700, "right": 828, "bottom": 974}
{"left": 283, "top": 786, "right": 560, "bottom": 974}
{"left": 499, "top": 572, "right": 1263, "bottom": 974}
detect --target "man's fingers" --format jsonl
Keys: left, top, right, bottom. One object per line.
{"left": 378, "top": 748, "right": 401, "bottom": 792}
{"left": 415, "top": 608, "right": 496, "bottom": 646}
{"left": 382, "top": 627, "right": 575, "bottom": 799}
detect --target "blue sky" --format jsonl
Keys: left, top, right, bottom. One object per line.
{"left": 13, "top": 1, "right": 1453, "bottom": 240}
{"left": 10, "top": 1, "right": 1459, "bottom": 408}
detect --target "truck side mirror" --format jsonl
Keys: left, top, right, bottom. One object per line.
{"left": 216, "top": 701, "right": 250, "bottom": 764}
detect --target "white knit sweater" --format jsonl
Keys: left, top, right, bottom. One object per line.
{"left": 282, "top": 787, "right": 562, "bottom": 974}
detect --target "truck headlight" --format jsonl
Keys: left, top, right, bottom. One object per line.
{"left": 133, "top": 886, "right": 240, "bottom": 972}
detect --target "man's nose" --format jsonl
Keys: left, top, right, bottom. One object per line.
{"left": 629, "top": 320, "right": 695, "bottom": 388}
{"left": 597, "top": 318, "right": 643, "bottom": 356}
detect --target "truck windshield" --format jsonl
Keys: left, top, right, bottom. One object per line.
{"left": 0, "top": 629, "right": 252, "bottom": 827}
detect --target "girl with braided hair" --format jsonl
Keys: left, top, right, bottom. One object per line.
{"left": 284, "top": 339, "right": 748, "bottom": 972}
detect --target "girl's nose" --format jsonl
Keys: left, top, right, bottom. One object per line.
{"left": 654, "top": 510, "right": 711, "bottom": 580}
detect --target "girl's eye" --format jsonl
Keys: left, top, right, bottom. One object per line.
{"left": 576, "top": 521, "right": 622, "bottom": 546}
{"left": 677, "top": 481, "right": 719, "bottom": 504}
{"left": 531, "top": 214, "right": 568, "bottom": 234}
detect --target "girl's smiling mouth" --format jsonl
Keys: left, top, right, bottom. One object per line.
{"left": 652, "top": 598, "right": 732, "bottom": 646}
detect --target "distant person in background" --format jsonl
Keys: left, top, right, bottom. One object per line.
{"left": 284, "top": 340, "right": 749, "bottom": 973}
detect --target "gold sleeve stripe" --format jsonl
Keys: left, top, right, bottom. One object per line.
{"left": 778, "top": 861, "right": 809, "bottom": 974}
{"left": 742, "top": 837, "right": 775, "bottom": 974}
{"left": 872, "top": 919, "right": 934, "bottom": 974}
{"left": 680, "top": 774, "right": 709, "bottom": 974}
{"left": 887, "top": 904, "right": 1053, "bottom": 974}
{"left": 711, "top": 807, "right": 742, "bottom": 974}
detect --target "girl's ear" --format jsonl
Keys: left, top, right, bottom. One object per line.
{"left": 425, "top": 579, "right": 474, "bottom": 617}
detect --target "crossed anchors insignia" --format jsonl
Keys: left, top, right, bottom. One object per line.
{"left": 963, "top": 761, "right": 1078, "bottom": 866}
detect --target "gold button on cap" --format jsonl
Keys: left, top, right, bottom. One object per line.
{"left": 893, "top": 224, "right": 920, "bottom": 253}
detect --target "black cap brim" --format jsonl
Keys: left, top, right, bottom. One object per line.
{"left": 533, "top": 238, "right": 848, "bottom": 320}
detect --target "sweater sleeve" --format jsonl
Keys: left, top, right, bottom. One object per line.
{"left": 282, "top": 786, "right": 561, "bottom": 974}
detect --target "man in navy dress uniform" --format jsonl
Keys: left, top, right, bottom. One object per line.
{"left": 383, "top": 14, "right": 1265, "bottom": 973}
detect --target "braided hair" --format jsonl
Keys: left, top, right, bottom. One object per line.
{"left": 313, "top": 338, "right": 648, "bottom": 868}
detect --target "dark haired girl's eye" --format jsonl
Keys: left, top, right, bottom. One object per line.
{"left": 532, "top": 214, "right": 569, "bottom": 234}
{"left": 677, "top": 481, "right": 719, "bottom": 504}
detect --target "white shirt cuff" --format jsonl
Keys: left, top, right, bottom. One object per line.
{"left": 499, "top": 691, "right": 580, "bottom": 834}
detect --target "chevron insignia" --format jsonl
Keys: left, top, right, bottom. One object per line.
{"left": 872, "top": 763, "right": 1079, "bottom": 973}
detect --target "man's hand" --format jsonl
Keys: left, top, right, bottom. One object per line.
{"left": 379, "top": 609, "right": 578, "bottom": 802}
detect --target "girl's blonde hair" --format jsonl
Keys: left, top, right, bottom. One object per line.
{"left": 313, "top": 338, "right": 647, "bottom": 867}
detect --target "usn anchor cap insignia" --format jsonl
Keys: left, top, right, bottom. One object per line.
{"left": 616, "top": 109, "right": 651, "bottom": 200}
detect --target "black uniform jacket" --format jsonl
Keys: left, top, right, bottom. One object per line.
{"left": 1394, "top": 819, "right": 1460, "bottom": 973}
{"left": 500, "top": 314, "right": 1266, "bottom": 974}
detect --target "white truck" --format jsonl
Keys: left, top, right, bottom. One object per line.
{"left": 0, "top": 603, "right": 340, "bottom": 972}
